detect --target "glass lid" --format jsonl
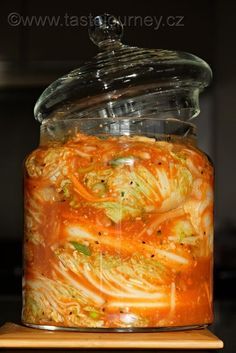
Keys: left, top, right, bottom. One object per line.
{"left": 34, "top": 14, "right": 212, "bottom": 123}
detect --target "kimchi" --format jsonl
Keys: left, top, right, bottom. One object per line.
{"left": 22, "top": 132, "right": 213, "bottom": 329}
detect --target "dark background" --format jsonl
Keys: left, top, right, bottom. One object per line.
{"left": 0, "top": 0, "right": 235, "bottom": 351}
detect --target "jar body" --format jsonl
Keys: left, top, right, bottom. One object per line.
{"left": 22, "top": 118, "right": 213, "bottom": 331}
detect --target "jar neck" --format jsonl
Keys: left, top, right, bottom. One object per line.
{"left": 40, "top": 117, "right": 197, "bottom": 146}
{"left": 40, "top": 87, "right": 199, "bottom": 145}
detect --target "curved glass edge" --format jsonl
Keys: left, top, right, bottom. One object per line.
{"left": 37, "top": 87, "right": 200, "bottom": 124}
{"left": 22, "top": 321, "right": 209, "bottom": 332}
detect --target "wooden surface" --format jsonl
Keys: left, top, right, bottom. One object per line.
{"left": 0, "top": 322, "right": 223, "bottom": 349}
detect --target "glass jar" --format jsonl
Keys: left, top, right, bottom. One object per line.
{"left": 22, "top": 14, "right": 213, "bottom": 331}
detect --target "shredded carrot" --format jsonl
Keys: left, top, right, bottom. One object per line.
{"left": 69, "top": 174, "right": 114, "bottom": 202}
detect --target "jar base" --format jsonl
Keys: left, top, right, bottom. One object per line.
{"left": 22, "top": 321, "right": 209, "bottom": 332}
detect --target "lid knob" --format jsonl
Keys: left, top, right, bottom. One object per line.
{"left": 89, "top": 14, "right": 123, "bottom": 49}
